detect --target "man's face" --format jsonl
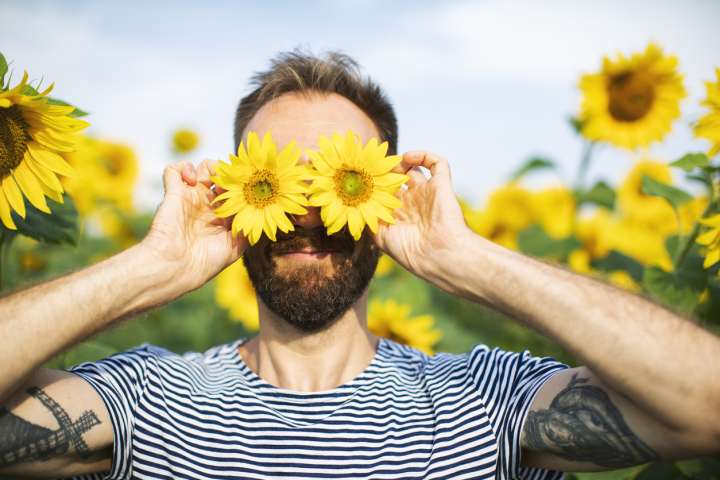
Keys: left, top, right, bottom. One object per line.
{"left": 241, "top": 92, "right": 382, "bottom": 333}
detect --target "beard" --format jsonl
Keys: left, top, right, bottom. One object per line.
{"left": 242, "top": 225, "right": 380, "bottom": 333}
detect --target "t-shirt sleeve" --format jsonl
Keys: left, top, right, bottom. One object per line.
{"left": 467, "top": 344, "right": 569, "bottom": 480}
{"left": 64, "top": 343, "right": 171, "bottom": 480}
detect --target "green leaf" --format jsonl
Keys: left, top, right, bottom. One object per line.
{"left": 633, "top": 462, "right": 684, "bottom": 480}
{"left": 517, "top": 225, "right": 581, "bottom": 260}
{"left": 509, "top": 156, "right": 556, "bottom": 181}
{"left": 665, "top": 235, "right": 683, "bottom": 265}
{"left": 577, "top": 180, "right": 616, "bottom": 210}
{"left": 21, "top": 83, "right": 39, "bottom": 96}
{"left": 641, "top": 175, "right": 693, "bottom": 209}
{"left": 7, "top": 193, "right": 79, "bottom": 246}
{"left": 670, "top": 152, "right": 710, "bottom": 171}
{"left": 47, "top": 97, "right": 89, "bottom": 118}
{"left": 568, "top": 115, "right": 583, "bottom": 134}
{"left": 685, "top": 172, "right": 712, "bottom": 188}
{"left": 643, "top": 256, "right": 707, "bottom": 313}
{"left": 591, "top": 251, "right": 644, "bottom": 282}
{"left": 675, "top": 459, "right": 704, "bottom": 477}
{"left": 0, "top": 52, "right": 7, "bottom": 89}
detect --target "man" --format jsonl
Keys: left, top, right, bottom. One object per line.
{"left": 0, "top": 50, "right": 718, "bottom": 480}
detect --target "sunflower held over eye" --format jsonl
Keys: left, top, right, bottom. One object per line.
{"left": 0, "top": 71, "right": 88, "bottom": 229}
{"left": 694, "top": 69, "right": 720, "bottom": 157}
{"left": 210, "top": 131, "right": 308, "bottom": 245}
{"left": 579, "top": 43, "right": 686, "bottom": 150}
{"left": 306, "top": 131, "right": 407, "bottom": 240}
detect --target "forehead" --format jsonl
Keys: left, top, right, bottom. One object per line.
{"left": 242, "top": 92, "right": 381, "bottom": 152}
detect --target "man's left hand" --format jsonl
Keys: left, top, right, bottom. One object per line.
{"left": 373, "top": 150, "right": 472, "bottom": 281}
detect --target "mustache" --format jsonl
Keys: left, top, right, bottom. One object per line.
{"left": 268, "top": 226, "right": 356, "bottom": 255}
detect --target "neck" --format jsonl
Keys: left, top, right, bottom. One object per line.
{"left": 237, "top": 291, "right": 379, "bottom": 392}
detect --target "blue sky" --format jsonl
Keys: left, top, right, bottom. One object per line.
{"left": 2, "top": 0, "right": 719, "bottom": 208}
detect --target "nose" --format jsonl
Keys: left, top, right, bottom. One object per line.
{"left": 292, "top": 206, "right": 323, "bottom": 229}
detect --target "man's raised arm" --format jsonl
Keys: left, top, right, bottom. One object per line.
{"left": 0, "top": 160, "right": 244, "bottom": 477}
{"left": 375, "top": 150, "right": 720, "bottom": 471}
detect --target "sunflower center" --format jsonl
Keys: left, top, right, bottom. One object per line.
{"left": 0, "top": 106, "right": 31, "bottom": 178}
{"left": 607, "top": 71, "right": 656, "bottom": 122}
{"left": 334, "top": 168, "right": 373, "bottom": 206}
{"left": 244, "top": 169, "right": 279, "bottom": 207}
{"left": 101, "top": 154, "right": 122, "bottom": 176}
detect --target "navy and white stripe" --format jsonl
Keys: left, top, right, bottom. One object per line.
{"left": 67, "top": 337, "right": 568, "bottom": 479}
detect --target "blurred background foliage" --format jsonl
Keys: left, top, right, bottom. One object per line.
{"left": 1, "top": 42, "right": 719, "bottom": 479}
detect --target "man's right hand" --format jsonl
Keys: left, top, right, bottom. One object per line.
{"left": 141, "top": 159, "right": 247, "bottom": 294}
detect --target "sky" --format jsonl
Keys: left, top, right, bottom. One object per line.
{"left": 2, "top": 0, "right": 719, "bottom": 209}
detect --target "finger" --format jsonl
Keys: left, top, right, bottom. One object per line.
{"left": 162, "top": 161, "right": 194, "bottom": 195}
{"left": 406, "top": 167, "right": 427, "bottom": 188}
{"left": 400, "top": 151, "right": 451, "bottom": 182}
{"left": 196, "top": 159, "right": 217, "bottom": 188}
{"left": 180, "top": 161, "right": 197, "bottom": 186}
{"left": 206, "top": 160, "right": 227, "bottom": 195}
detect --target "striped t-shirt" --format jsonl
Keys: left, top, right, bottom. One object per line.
{"left": 67, "top": 337, "right": 568, "bottom": 480}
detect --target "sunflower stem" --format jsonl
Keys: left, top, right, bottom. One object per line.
{"left": 673, "top": 182, "right": 717, "bottom": 271}
{"left": 574, "top": 141, "right": 595, "bottom": 191}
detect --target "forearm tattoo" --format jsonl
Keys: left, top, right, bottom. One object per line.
{"left": 523, "top": 374, "right": 658, "bottom": 468}
{"left": 0, "top": 387, "right": 101, "bottom": 467}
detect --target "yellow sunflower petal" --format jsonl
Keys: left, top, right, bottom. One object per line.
{"left": 27, "top": 142, "right": 75, "bottom": 177}
{"left": 13, "top": 162, "right": 50, "bottom": 213}
{"left": 696, "top": 230, "right": 719, "bottom": 246}
{"left": 278, "top": 195, "right": 307, "bottom": 215}
{"left": 366, "top": 154, "right": 402, "bottom": 176}
{"left": 0, "top": 191, "right": 17, "bottom": 229}
{"left": 358, "top": 202, "right": 379, "bottom": 233}
{"left": 25, "top": 154, "right": 64, "bottom": 193}
{"left": 2, "top": 175, "right": 26, "bottom": 218}
{"left": 327, "top": 209, "right": 348, "bottom": 236}
{"left": 699, "top": 214, "right": 720, "bottom": 227}
{"left": 347, "top": 207, "right": 364, "bottom": 240}
{"left": 309, "top": 191, "right": 336, "bottom": 207}
{"left": 263, "top": 208, "right": 277, "bottom": 241}
{"left": 703, "top": 248, "right": 720, "bottom": 268}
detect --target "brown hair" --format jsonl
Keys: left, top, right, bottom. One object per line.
{"left": 233, "top": 49, "right": 398, "bottom": 154}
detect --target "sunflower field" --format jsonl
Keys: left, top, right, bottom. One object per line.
{"left": 1, "top": 43, "right": 719, "bottom": 479}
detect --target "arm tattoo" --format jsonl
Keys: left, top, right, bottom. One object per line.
{"left": 523, "top": 374, "right": 658, "bottom": 468}
{"left": 0, "top": 387, "right": 101, "bottom": 467}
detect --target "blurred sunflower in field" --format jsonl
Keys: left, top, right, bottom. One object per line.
{"left": 579, "top": 43, "right": 685, "bottom": 149}
{"left": 0, "top": 71, "right": 88, "bottom": 229}
{"left": 574, "top": 209, "right": 672, "bottom": 271}
{"left": 696, "top": 213, "right": 720, "bottom": 269}
{"left": 216, "top": 259, "right": 259, "bottom": 331}
{"left": 465, "top": 183, "right": 535, "bottom": 249}
{"left": 172, "top": 128, "right": 200, "bottom": 154}
{"left": 63, "top": 137, "right": 138, "bottom": 216}
{"left": 211, "top": 131, "right": 308, "bottom": 245}
{"left": 307, "top": 132, "right": 407, "bottom": 240}
{"left": 694, "top": 69, "right": 720, "bottom": 157}
{"left": 574, "top": 209, "right": 616, "bottom": 260}
{"left": 464, "top": 185, "right": 575, "bottom": 248}
{"left": 617, "top": 159, "right": 676, "bottom": 233}
{"left": 375, "top": 254, "right": 396, "bottom": 278}
{"left": 368, "top": 298, "right": 441, "bottom": 355}
{"left": 531, "top": 187, "right": 576, "bottom": 239}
